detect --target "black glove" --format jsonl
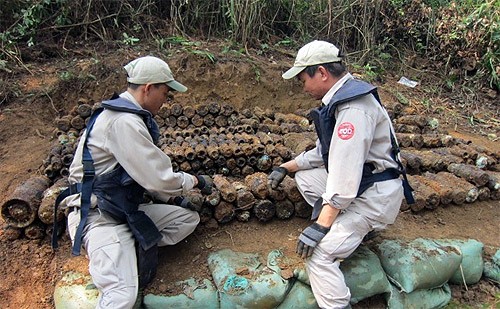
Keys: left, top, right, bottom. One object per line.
{"left": 196, "top": 175, "right": 213, "bottom": 195}
{"left": 172, "top": 196, "right": 197, "bottom": 211}
{"left": 268, "top": 166, "right": 288, "bottom": 190}
{"left": 296, "top": 222, "right": 330, "bottom": 258}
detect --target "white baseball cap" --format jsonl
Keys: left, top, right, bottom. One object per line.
{"left": 282, "top": 40, "right": 342, "bottom": 79}
{"left": 124, "top": 56, "right": 187, "bottom": 92}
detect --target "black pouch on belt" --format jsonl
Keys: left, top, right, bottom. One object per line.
{"left": 137, "top": 243, "right": 158, "bottom": 288}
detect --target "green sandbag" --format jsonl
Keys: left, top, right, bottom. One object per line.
{"left": 376, "top": 238, "right": 462, "bottom": 293}
{"left": 339, "top": 245, "right": 392, "bottom": 304}
{"left": 276, "top": 280, "right": 317, "bottom": 309}
{"left": 385, "top": 282, "right": 451, "bottom": 309}
{"left": 291, "top": 245, "right": 391, "bottom": 305}
{"left": 483, "top": 249, "right": 500, "bottom": 282}
{"left": 208, "top": 249, "right": 291, "bottom": 309}
{"left": 53, "top": 271, "right": 99, "bottom": 309}
{"left": 434, "top": 239, "right": 484, "bottom": 285}
{"left": 143, "top": 278, "right": 219, "bottom": 309}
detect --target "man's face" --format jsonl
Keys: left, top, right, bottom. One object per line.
{"left": 143, "top": 84, "right": 170, "bottom": 115}
{"left": 297, "top": 67, "right": 329, "bottom": 100}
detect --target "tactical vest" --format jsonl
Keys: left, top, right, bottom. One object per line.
{"left": 308, "top": 79, "right": 414, "bottom": 219}
{"left": 52, "top": 96, "right": 162, "bottom": 287}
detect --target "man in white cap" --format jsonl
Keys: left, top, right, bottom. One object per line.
{"left": 268, "top": 41, "right": 414, "bottom": 308}
{"left": 54, "top": 56, "right": 213, "bottom": 308}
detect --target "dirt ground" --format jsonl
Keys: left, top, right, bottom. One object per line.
{"left": 0, "top": 41, "right": 499, "bottom": 308}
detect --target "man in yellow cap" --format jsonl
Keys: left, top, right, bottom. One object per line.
{"left": 268, "top": 40, "right": 413, "bottom": 308}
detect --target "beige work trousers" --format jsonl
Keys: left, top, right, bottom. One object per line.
{"left": 294, "top": 167, "right": 403, "bottom": 309}
{"left": 67, "top": 203, "right": 200, "bottom": 309}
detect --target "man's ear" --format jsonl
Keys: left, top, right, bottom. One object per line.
{"left": 317, "top": 66, "right": 330, "bottom": 81}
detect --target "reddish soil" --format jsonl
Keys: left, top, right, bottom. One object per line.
{"left": 0, "top": 41, "right": 498, "bottom": 308}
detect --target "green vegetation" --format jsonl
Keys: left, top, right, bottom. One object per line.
{"left": 0, "top": 0, "right": 498, "bottom": 93}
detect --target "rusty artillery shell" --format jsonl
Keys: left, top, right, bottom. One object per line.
{"left": 172, "top": 144, "right": 186, "bottom": 162}
{"left": 256, "top": 155, "right": 272, "bottom": 171}
{"left": 236, "top": 210, "right": 251, "bottom": 222}
{"left": 215, "top": 115, "right": 228, "bottom": 127}
{"left": 255, "top": 131, "right": 273, "bottom": 145}
{"left": 433, "top": 171, "right": 478, "bottom": 204}
{"left": 206, "top": 101, "right": 220, "bottom": 114}
{"left": 294, "top": 199, "right": 313, "bottom": 218}
{"left": 253, "top": 199, "right": 275, "bottom": 222}
{"left": 213, "top": 175, "right": 237, "bottom": 202}
{"left": 185, "top": 190, "right": 204, "bottom": 212}
{"left": 184, "top": 145, "right": 196, "bottom": 161}
{"left": 182, "top": 105, "right": 196, "bottom": 118}
{"left": 407, "top": 175, "right": 440, "bottom": 210}
{"left": 275, "top": 199, "right": 295, "bottom": 219}
{"left": 154, "top": 115, "right": 165, "bottom": 128}
{"left": 158, "top": 104, "right": 171, "bottom": 119}
{"left": 218, "top": 143, "right": 233, "bottom": 158}
{"left": 410, "top": 149, "right": 449, "bottom": 172}
{"left": 244, "top": 172, "right": 269, "bottom": 200}
{"left": 24, "top": 221, "right": 46, "bottom": 240}
{"left": 486, "top": 171, "right": 500, "bottom": 191}
{"left": 179, "top": 161, "right": 192, "bottom": 172}
{"left": 393, "top": 123, "right": 422, "bottom": 134}
{"left": 177, "top": 115, "right": 190, "bottom": 129}
{"left": 44, "top": 164, "right": 60, "bottom": 179}
{"left": 447, "top": 163, "right": 490, "bottom": 187}
{"left": 55, "top": 115, "right": 72, "bottom": 132}
{"left": 62, "top": 153, "right": 74, "bottom": 166}
{"left": 422, "top": 134, "right": 456, "bottom": 148}
{"left": 395, "top": 115, "right": 428, "bottom": 129}
{"left": 195, "top": 104, "right": 209, "bottom": 116}
{"left": 259, "top": 123, "right": 282, "bottom": 134}
{"left": 76, "top": 103, "right": 92, "bottom": 118}
{"left": 282, "top": 176, "right": 303, "bottom": 203}
{"left": 265, "top": 144, "right": 278, "bottom": 157}
{"left": 205, "top": 187, "right": 221, "bottom": 207}
{"left": 190, "top": 114, "right": 204, "bottom": 127}
{"left": 214, "top": 201, "right": 235, "bottom": 223}
{"left": 281, "top": 123, "right": 304, "bottom": 133}
{"left": 395, "top": 133, "right": 424, "bottom": 149}
{"left": 233, "top": 182, "right": 256, "bottom": 211}
{"left": 421, "top": 172, "right": 454, "bottom": 205}
{"left": 274, "top": 112, "right": 310, "bottom": 128}
{"left": 1, "top": 175, "right": 51, "bottom": 228}
{"left": 170, "top": 103, "right": 183, "bottom": 116}
{"left": 477, "top": 187, "right": 490, "bottom": 201}
{"left": 400, "top": 151, "right": 422, "bottom": 173}
{"left": 38, "top": 178, "right": 69, "bottom": 224}
{"left": 275, "top": 145, "right": 292, "bottom": 161}
{"left": 429, "top": 148, "right": 464, "bottom": 165}
{"left": 272, "top": 157, "right": 284, "bottom": 167}
{"left": 198, "top": 205, "right": 213, "bottom": 223}
{"left": 203, "top": 114, "right": 215, "bottom": 127}
{"left": 226, "top": 158, "right": 238, "bottom": 170}
{"left": 220, "top": 103, "right": 234, "bottom": 116}
{"left": 1, "top": 224, "right": 22, "bottom": 241}
{"left": 194, "top": 143, "right": 207, "bottom": 159}
{"left": 70, "top": 115, "right": 86, "bottom": 130}
{"left": 283, "top": 132, "right": 316, "bottom": 155}
{"left": 206, "top": 144, "right": 219, "bottom": 160}
{"left": 268, "top": 184, "right": 287, "bottom": 201}
{"left": 165, "top": 115, "right": 177, "bottom": 127}
{"left": 241, "top": 165, "right": 255, "bottom": 176}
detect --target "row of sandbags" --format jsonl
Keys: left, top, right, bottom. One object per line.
{"left": 53, "top": 238, "right": 499, "bottom": 309}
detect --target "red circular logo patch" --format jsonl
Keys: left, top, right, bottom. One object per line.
{"left": 337, "top": 122, "right": 355, "bottom": 140}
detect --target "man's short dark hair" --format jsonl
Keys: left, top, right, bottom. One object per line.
{"left": 304, "top": 62, "right": 346, "bottom": 78}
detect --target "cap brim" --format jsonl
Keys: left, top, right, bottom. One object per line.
{"left": 282, "top": 66, "right": 306, "bottom": 79}
{"left": 167, "top": 80, "right": 188, "bottom": 92}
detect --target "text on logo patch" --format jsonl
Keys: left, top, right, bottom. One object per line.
{"left": 337, "top": 122, "right": 355, "bottom": 140}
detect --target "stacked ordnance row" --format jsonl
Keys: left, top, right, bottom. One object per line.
{"left": 2, "top": 99, "right": 499, "bottom": 241}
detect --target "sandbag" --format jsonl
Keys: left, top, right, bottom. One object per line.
{"left": 291, "top": 245, "right": 391, "bottom": 305}
{"left": 483, "top": 249, "right": 500, "bottom": 282}
{"left": 434, "top": 239, "right": 484, "bottom": 285}
{"left": 276, "top": 280, "right": 317, "bottom": 309}
{"left": 53, "top": 271, "right": 99, "bottom": 309}
{"left": 143, "top": 278, "right": 219, "bottom": 309}
{"left": 208, "top": 249, "right": 291, "bottom": 309}
{"left": 376, "top": 238, "right": 462, "bottom": 293}
{"left": 385, "top": 282, "right": 452, "bottom": 309}
{"left": 339, "top": 245, "right": 392, "bottom": 304}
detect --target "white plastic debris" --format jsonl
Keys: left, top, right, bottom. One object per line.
{"left": 397, "top": 76, "right": 419, "bottom": 88}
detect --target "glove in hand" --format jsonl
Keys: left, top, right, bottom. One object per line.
{"left": 172, "top": 196, "right": 197, "bottom": 211}
{"left": 196, "top": 175, "right": 213, "bottom": 195}
{"left": 268, "top": 166, "right": 288, "bottom": 190}
{"left": 296, "top": 222, "right": 330, "bottom": 258}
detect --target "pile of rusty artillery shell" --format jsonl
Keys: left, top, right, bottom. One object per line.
{"left": 202, "top": 173, "right": 310, "bottom": 225}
